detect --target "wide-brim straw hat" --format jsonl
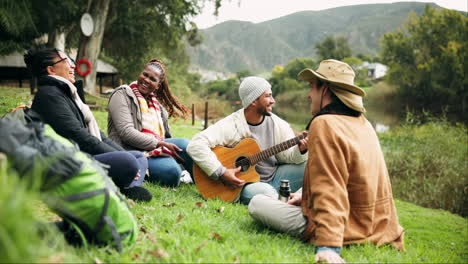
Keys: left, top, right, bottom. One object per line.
{"left": 298, "top": 59, "right": 366, "bottom": 113}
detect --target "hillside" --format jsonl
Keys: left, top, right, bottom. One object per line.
{"left": 187, "top": 2, "right": 441, "bottom": 73}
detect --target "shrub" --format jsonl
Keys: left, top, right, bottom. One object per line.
{"left": 274, "top": 89, "right": 311, "bottom": 127}
{"left": 379, "top": 116, "right": 468, "bottom": 216}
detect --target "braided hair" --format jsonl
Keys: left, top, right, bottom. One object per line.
{"left": 24, "top": 48, "right": 61, "bottom": 77}
{"left": 146, "top": 59, "right": 188, "bottom": 118}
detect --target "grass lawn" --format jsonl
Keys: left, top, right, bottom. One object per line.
{"left": 4, "top": 180, "right": 467, "bottom": 263}
{"left": 1, "top": 86, "right": 467, "bottom": 263}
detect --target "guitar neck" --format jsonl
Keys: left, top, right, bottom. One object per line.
{"left": 249, "top": 133, "right": 307, "bottom": 164}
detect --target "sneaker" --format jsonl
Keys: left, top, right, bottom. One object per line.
{"left": 121, "top": 186, "right": 153, "bottom": 202}
{"left": 180, "top": 170, "right": 193, "bottom": 184}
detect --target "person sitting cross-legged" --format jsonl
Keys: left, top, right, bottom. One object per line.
{"left": 107, "top": 58, "right": 194, "bottom": 187}
{"left": 187, "top": 76, "right": 308, "bottom": 204}
{"left": 248, "top": 60, "right": 405, "bottom": 263}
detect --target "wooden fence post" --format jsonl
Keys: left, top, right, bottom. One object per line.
{"left": 192, "top": 103, "right": 195, "bottom": 126}
{"left": 204, "top": 101, "right": 208, "bottom": 130}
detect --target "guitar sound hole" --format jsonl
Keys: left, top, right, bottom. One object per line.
{"left": 235, "top": 157, "right": 250, "bottom": 172}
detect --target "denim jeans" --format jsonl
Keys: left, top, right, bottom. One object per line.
{"left": 147, "top": 138, "right": 193, "bottom": 187}
{"left": 94, "top": 151, "right": 148, "bottom": 188}
{"left": 127, "top": 151, "right": 148, "bottom": 187}
{"left": 239, "top": 162, "right": 306, "bottom": 205}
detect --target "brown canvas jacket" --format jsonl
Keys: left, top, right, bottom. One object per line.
{"left": 301, "top": 114, "right": 404, "bottom": 250}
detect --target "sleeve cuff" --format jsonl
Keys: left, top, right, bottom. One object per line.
{"left": 209, "top": 166, "right": 226, "bottom": 180}
{"left": 316, "top": 246, "right": 341, "bottom": 255}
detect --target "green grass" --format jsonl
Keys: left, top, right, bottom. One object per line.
{"left": 1, "top": 170, "right": 467, "bottom": 263}
{"left": 0, "top": 86, "right": 109, "bottom": 114}
{"left": 1, "top": 86, "right": 467, "bottom": 263}
{"left": 0, "top": 87, "right": 33, "bottom": 114}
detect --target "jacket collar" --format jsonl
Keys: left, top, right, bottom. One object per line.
{"left": 38, "top": 75, "right": 72, "bottom": 96}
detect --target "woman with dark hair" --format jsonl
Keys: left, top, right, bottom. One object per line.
{"left": 24, "top": 48, "right": 152, "bottom": 201}
{"left": 107, "top": 58, "right": 193, "bottom": 187}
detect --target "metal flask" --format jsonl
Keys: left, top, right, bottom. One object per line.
{"left": 278, "top": 179, "right": 291, "bottom": 202}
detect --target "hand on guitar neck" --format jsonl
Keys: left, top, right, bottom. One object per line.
{"left": 298, "top": 131, "right": 309, "bottom": 154}
{"left": 220, "top": 167, "right": 245, "bottom": 188}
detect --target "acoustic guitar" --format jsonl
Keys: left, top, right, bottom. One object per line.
{"left": 193, "top": 133, "right": 307, "bottom": 202}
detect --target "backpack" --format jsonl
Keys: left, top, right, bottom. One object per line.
{"left": 1, "top": 108, "right": 137, "bottom": 250}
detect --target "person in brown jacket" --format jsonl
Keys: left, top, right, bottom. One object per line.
{"left": 248, "top": 59, "right": 404, "bottom": 263}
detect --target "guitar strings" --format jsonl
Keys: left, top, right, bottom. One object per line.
{"left": 233, "top": 134, "right": 307, "bottom": 168}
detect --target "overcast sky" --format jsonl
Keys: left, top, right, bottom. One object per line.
{"left": 193, "top": 0, "right": 467, "bottom": 29}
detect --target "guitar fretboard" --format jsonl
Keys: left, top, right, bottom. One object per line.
{"left": 248, "top": 133, "right": 307, "bottom": 165}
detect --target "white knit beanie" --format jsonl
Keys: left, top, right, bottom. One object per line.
{"left": 238, "top": 76, "right": 271, "bottom": 108}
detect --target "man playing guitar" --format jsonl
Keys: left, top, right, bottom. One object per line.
{"left": 187, "top": 76, "right": 308, "bottom": 204}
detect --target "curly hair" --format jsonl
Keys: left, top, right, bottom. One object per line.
{"left": 146, "top": 59, "right": 189, "bottom": 119}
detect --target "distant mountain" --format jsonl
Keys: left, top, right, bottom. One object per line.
{"left": 187, "top": 2, "right": 441, "bottom": 74}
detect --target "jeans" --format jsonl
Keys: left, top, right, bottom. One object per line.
{"left": 94, "top": 151, "right": 148, "bottom": 188}
{"left": 239, "top": 162, "right": 306, "bottom": 205}
{"left": 147, "top": 138, "right": 193, "bottom": 187}
{"left": 127, "top": 151, "right": 148, "bottom": 187}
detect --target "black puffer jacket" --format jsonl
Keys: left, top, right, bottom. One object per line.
{"left": 31, "top": 76, "right": 124, "bottom": 155}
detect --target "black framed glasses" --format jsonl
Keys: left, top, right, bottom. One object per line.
{"left": 51, "top": 56, "right": 75, "bottom": 67}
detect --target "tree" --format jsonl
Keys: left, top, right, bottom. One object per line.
{"left": 1, "top": 0, "right": 224, "bottom": 95}
{"left": 380, "top": 5, "right": 467, "bottom": 121}
{"left": 315, "top": 36, "right": 352, "bottom": 61}
{"left": 96, "top": 0, "right": 225, "bottom": 93}
{"left": 0, "top": 0, "right": 81, "bottom": 54}
{"left": 76, "top": 0, "right": 111, "bottom": 94}
{"left": 236, "top": 70, "right": 252, "bottom": 82}
{"left": 204, "top": 78, "right": 239, "bottom": 102}
{"left": 269, "top": 58, "right": 316, "bottom": 95}
{"left": 0, "top": 0, "right": 37, "bottom": 55}
{"left": 0, "top": 0, "right": 90, "bottom": 69}
{"left": 356, "top": 53, "right": 373, "bottom": 62}
{"left": 33, "top": 0, "right": 82, "bottom": 50}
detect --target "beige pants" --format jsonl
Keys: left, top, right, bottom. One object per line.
{"left": 248, "top": 194, "right": 307, "bottom": 237}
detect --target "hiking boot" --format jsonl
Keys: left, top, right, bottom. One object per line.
{"left": 121, "top": 186, "right": 153, "bottom": 202}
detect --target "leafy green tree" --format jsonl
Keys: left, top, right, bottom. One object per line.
{"left": 356, "top": 53, "right": 373, "bottom": 62}
{"left": 315, "top": 36, "right": 352, "bottom": 61}
{"left": 204, "top": 78, "right": 239, "bottom": 102}
{"left": 0, "top": 0, "right": 82, "bottom": 54}
{"left": 1, "top": 0, "right": 223, "bottom": 94}
{"left": 97, "top": 0, "right": 225, "bottom": 94}
{"left": 0, "top": 0, "right": 36, "bottom": 54}
{"left": 380, "top": 5, "right": 467, "bottom": 121}
{"left": 269, "top": 58, "right": 316, "bottom": 95}
{"left": 236, "top": 70, "right": 252, "bottom": 82}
